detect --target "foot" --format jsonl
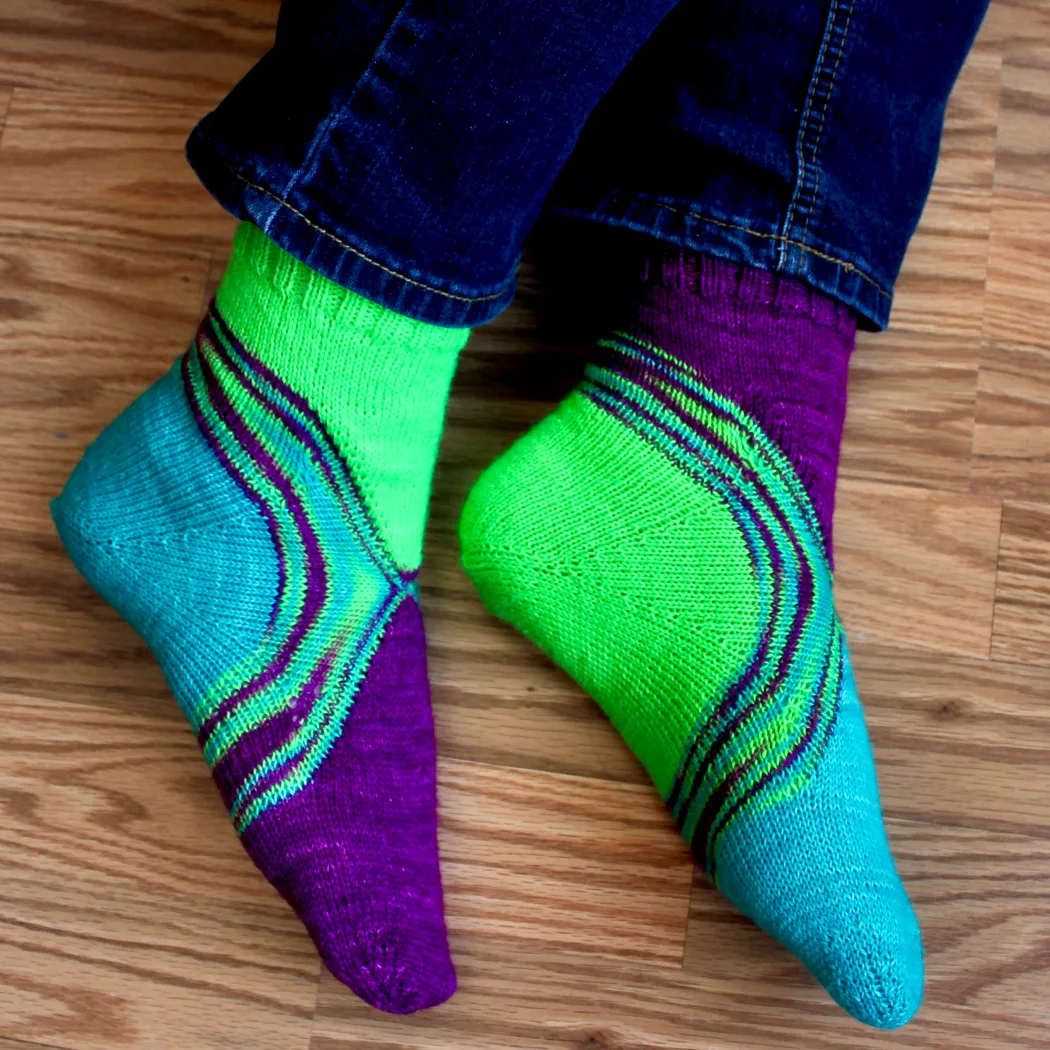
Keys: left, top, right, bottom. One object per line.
{"left": 52, "top": 223, "right": 468, "bottom": 1013}
{"left": 460, "top": 251, "right": 923, "bottom": 1028}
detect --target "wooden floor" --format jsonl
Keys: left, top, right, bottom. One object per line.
{"left": 2, "top": 2, "right": 1050, "bottom": 1048}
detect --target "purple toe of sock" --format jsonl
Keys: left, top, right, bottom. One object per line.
{"left": 236, "top": 597, "right": 455, "bottom": 1014}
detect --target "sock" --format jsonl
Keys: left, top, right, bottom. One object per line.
{"left": 52, "top": 222, "right": 468, "bottom": 1014}
{"left": 459, "top": 251, "right": 923, "bottom": 1029}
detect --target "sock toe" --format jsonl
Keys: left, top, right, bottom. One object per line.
{"left": 53, "top": 223, "right": 465, "bottom": 1014}
{"left": 235, "top": 597, "right": 455, "bottom": 1014}
{"left": 714, "top": 659, "right": 923, "bottom": 1028}
{"left": 272, "top": 853, "right": 455, "bottom": 1013}
{"left": 321, "top": 919, "right": 456, "bottom": 1013}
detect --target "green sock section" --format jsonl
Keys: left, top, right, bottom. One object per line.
{"left": 218, "top": 222, "right": 469, "bottom": 571}
{"left": 460, "top": 336, "right": 922, "bottom": 1029}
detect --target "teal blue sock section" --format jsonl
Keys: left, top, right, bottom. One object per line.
{"left": 52, "top": 363, "right": 279, "bottom": 712}
{"left": 714, "top": 653, "right": 923, "bottom": 1029}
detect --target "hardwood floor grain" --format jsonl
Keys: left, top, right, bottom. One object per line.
{"left": 0, "top": 1038, "right": 75, "bottom": 1050}
{"left": 438, "top": 759, "right": 694, "bottom": 966}
{"left": 3, "top": 1, "right": 1050, "bottom": 1048}
{"left": 832, "top": 480, "right": 1001, "bottom": 657}
{"left": 982, "top": 0, "right": 1050, "bottom": 50}
{"left": 972, "top": 188, "right": 1050, "bottom": 498}
{"left": 841, "top": 329, "right": 979, "bottom": 492}
{"left": 0, "top": 1, "right": 274, "bottom": 106}
{"left": 888, "top": 188, "right": 992, "bottom": 339}
{"left": 0, "top": 669, "right": 282, "bottom": 906}
{"left": 855, "top": 644, "right": 1050, "bottom": 834}
{"left": 310, "top": 949, "right": 1050, "bottom": 1050}
{"left": 991, "top": 501, "right": 1050, "bottom": 664}
{"left": 0, "top": 91, "right": 236, "bottom": 249}
{"left": 0, "top": 236, "right": 207, "bottom": 531}
{"left": 935, "top": 30, "right": 1002, "bottom": 194}
{"left": 982, "top": 191, "right": 1050, "bottom": 350}
{"left": 0, "top": 868, "right": 318, "bottom": 1050}
{"left": 994, "top": 52, "right": 1050, "bottom": 196}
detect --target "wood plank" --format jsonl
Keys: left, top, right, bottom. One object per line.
{"left": 438, "top": 759, "right": 693, "bottom": 967}
{"left": 889, "top": 188, "right": 991, "bottom": 339}
{"left": 991, "top": 500, "right": 1050, "bottom": 664}
{"left": 935, "top": 32, "right": 1002, "bottom": 194}
{"left": 971, "top": 340, "right": 1050, "bottom": 499}
{"left": 0, "top": 1038, "right": 74, "bottom": 1050}
{"left": 200, "top": 249, "right": 229, "bottom": 313}
{"left": 0, "top": 1, "right": 273, "bottom": 106}
{"left": 0, "top": 90, "right": 236, "bottom": 249}
{"left": 994, "top": 52, "right": 1050, "bottom": 197}
{"left": 0, "top": 867, "right": 318, "bottom": 1050}
{"left": 856, "top": 644, "right": 1050, "bottom": 837}
{"left": 310, "top": 946, "right": 1050, "bottom": 1050}
{"left": 831, "top": 28, "right": 998, "bottom": 492}
{"left": 841, "top": 329, "right": 979, "bottom": 492}
{"left": 0, "top": 670, "right": 278, "bottom": 908}
{"left": 0, "top": 638, "right": 693, "bottom": 949}
{"left": 685, "top": 819, "right": 1050, "bottom": 1021}
{"left": 982, "top": 1, "right": 1050, "bottom": 52}
{"left": 832, "top": 480, "right": 1001, "bottom": 657}
{"left": 971, "top": 188, "right": 1050, "bottom": 498}
{"left": 0, "top": 236, "right": 207, "bottom": 532}
{"left": 981, "top": 190, "right": 1050, "bottom": 350}
{"left": 426, "top": 594, "right": 648, "bottom": 786}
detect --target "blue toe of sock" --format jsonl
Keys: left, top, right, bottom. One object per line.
{"left": 713, "top": 654, "right": 923, "bottom": 1029}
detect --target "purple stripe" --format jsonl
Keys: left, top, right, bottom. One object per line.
{"left": 180, "top": 349, "right": 287, "bottom": 638}
{"left": 595, "top": 374, "right": 820, "bottom": 855}
{"left": 209, "top": 305, "right": 391, "bottom": 570}
{"left": 204, "top": 309, "right": 397, "bottom": 585}
{"left": 582, "top": 369, "right": 822, "bottom": 853}
{"left": 587, "top": 355, "right": 821, "bottom": 747}
{"left": 601, "top": 335, "right": 826, "bottom": 550}
{"left": 705, "top": 634, "right": 842, "bottom": 880}
{"left": 223, "top": 587, "right": 403, "bottom": 819}
{"left": 211, "top": 646, "right": 337, "bottom": 813}
{"left": 191, "top": 345, "right": 329, "bottom": 742}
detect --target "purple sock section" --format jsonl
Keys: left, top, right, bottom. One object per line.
{"left": 237, "top": 597, "right": 455, "bottom": 1014}
{"left": 627, "top": 251, "right": 856, "bottom": 556}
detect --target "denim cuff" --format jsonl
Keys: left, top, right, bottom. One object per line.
{"left": 187, "top": 128, "right": 516, "bottom": 330}
{"left": 544, "top": 187, "right": 893, "bottom": 331}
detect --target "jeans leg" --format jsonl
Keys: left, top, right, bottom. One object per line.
{"left": 544, "top": 0, "right": 991, "bottom": 329}
{"left": 187, "top": 0, "right": 681, "bottom": 327}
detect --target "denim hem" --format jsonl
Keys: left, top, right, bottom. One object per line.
{"left": 545, "top": 188, "right": 892, "bottom": 330}
{"left": 186, "top": 129, "right": 514, "bottom": 329}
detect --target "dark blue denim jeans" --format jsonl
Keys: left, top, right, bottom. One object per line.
{"left": 187, "top": 0, "right": 989, "bottom": 330}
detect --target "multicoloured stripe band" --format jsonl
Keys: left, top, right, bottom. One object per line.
{"left": 180, "top": 303, "right": 413, "bottom": 833}
{"left": 581, "top": 333, "right": 844, "bottom": 878}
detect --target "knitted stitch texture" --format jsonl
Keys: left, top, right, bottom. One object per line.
{"left": 52, "top": 222, "right": 467, "bottom": 1014}
{"left": 460, "top": 253, "right": 923, "bottom": 1029}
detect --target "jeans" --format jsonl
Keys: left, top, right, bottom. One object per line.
{"left": 186, "top": 0, "right": 989, "bottom": 331}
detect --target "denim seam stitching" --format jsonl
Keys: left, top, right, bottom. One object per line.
{"left": 211, "top": 153, "right": 511, "bottom": 305}
{"left": 799, "top": 0, "right": 856, "bottom": 245}
{"left": 274, "top": 1, "right": 412, "bottom": 205}
{"left": 572, "top": 193, "right": 891, "bottom": 300}
{"left": 778, "top": 0, "right": 857, "bottom": 267}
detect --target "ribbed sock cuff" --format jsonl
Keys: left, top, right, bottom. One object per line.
{"left": 638, "top": 249, "right": 857, "bottom": 337}
{"left": 216, "top": 222, "right": 469, "bottom": 358}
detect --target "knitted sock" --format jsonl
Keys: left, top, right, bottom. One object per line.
{"left": 460, "top": 251, "right": 923, "bottom": 1029}
{"left": 52, "top": 222, "right": 468, "bottom": 1014}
